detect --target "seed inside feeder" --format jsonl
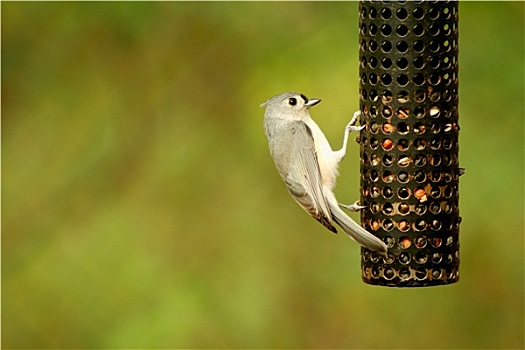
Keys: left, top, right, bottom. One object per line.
{"left": 415, "top": 188, "right": 428, "bottom": 202}
{"left": 400, "top": 237, "right": 411, "bottom": 249}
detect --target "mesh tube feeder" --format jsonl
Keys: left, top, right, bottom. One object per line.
{"left": 358, "top": 1, "right": 461, "bottom": 287}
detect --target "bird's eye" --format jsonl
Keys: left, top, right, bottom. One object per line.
{"left": 288, "top": 98, "right": 297, "bottom": 106}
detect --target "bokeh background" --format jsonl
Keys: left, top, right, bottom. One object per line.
{"left": 3, "top": 2, "right": 523, "bottom": 349}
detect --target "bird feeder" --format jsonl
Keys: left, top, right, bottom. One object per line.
{"left": 358, "top": 1, "right": 461, "bottom": 287}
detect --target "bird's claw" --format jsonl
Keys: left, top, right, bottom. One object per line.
{"left": 349, "top": 110, "right": 361, "bottom": 126}
{"left": 339, "top": 200, "right": 366, "bottom": 212}
{"left": 347, "top": 111, "right": 364, "bottom": 132}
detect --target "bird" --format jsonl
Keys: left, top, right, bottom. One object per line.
{"left": 261, "top": 91, "right": 389, "bottom": 258}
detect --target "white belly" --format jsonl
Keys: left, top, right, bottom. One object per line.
{"left": 304, "top": 118, "right": 340, "bottom": 190}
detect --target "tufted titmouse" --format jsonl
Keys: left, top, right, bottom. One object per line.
{"left": 261, "top": 91, "right": 389, "bottom": 258}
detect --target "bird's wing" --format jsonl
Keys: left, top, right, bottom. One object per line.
{"left": 285, "top": 121, "right": 337, "bottom": 233}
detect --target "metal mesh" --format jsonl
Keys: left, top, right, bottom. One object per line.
{"left": 358, "top": 0, "right": 460, "bottom": 287}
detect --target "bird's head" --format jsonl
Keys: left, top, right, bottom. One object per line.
{"left": 260, "top": 92, "right": 321, "bottom": 120}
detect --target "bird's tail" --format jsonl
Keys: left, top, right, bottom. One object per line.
{"left": 328, "top": 199, "right": 389, "bottom": 258}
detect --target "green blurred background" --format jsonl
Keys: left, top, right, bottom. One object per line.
{"left": 3, "top": 2, "right": 523, "bottom": 349}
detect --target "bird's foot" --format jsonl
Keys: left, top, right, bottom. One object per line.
{"left": 339, "top": 200, "right": 366, "bottom": 212}
{"left": 347, "top": 111, "right": 364, "bottom": 132}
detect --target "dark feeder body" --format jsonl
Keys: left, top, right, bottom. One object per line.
{"left": 358, "top": 1, "right": 460, "bottom": 287}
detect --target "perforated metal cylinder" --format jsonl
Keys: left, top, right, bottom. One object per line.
{"left": 358, "top": 1, "right": 460, "bottom": 287}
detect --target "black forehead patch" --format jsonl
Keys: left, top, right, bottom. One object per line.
{"left": 300, "top": 94, "right": 308, "bottom": 103}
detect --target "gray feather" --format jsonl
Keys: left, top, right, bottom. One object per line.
{"left": 268, "top": 119, "right": 336, "bottom": 232}
{"left": 328, "top": 199, "right": 388, "bottom": 257}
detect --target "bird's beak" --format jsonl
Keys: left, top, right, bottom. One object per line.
{"left": 305, "top": 98, "right": 321, "bottom": 108}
